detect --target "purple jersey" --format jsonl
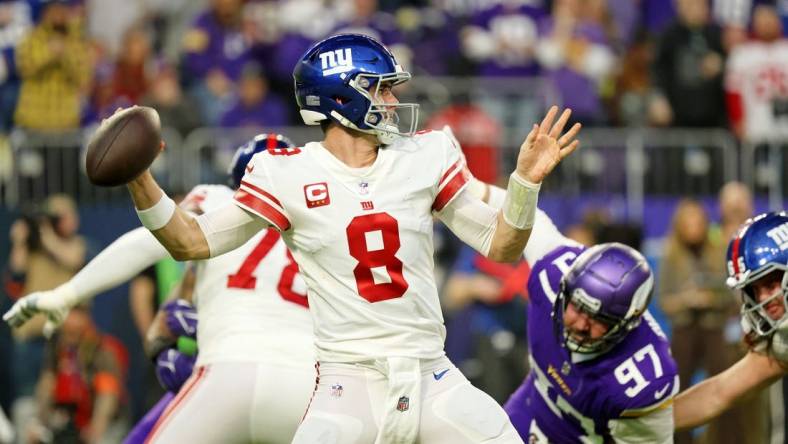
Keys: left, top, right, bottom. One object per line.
{"left": 470, "top": 3, "right": 545, "bottom": 77}
{"left": 183, "top": 11, "right": 251, "bottom": 82}
{"left": 505, "top": 245, "right": 678, "bottom": 443}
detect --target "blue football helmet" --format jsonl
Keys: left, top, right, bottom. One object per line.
{"left": 293, "top": 33, "right": 418, "bottom": 145}
{"left": 553, "top": 243, "right": 654, "bottom": 354}
{"left": 227, "top": 133, "right": 295, "bottom": 189}
{"left": 726, "top": 211, "right": 788, "bottom": 337}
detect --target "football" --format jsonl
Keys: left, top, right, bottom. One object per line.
{"left": 85, "top": 106, "right": 162, "bottom": 187}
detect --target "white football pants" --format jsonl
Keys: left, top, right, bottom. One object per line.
{"left": 293, "top": 355, "right": 523, "bottom": 444}
{"left": 146, "top": 361, "right": 316, "bottom": 443}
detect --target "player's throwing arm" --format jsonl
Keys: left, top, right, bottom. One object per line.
{"left": 84, "top": 106, "right": 262, "bottom": 261}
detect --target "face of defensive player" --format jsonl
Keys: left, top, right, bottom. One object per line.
{"left": 563, "top": 301, "right": 611, "bottom": 344}
{"left": 749, "top": 270, "right": 786, "bottom": 321}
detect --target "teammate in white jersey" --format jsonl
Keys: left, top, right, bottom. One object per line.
{"left": 673, "top": 211, "right": 788, "bottom": 430}
{"left": 4, "top": 134, "right": 316, "bottom": 443}
{"left": 119, "top": 33, "right": 581, "bottom": 443}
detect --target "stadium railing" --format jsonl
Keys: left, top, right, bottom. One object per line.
{"left": 4, "top": 124, "right": 783, "bottom": 220}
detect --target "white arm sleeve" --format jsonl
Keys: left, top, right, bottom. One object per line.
{"left": 437, "top": 189, "right": 498, "bottom": 257}
{"left": 608, "top": 406, "right": 674, "bottom": 444}
{"left": 195, "top": 202, "right": 269, "bottom": 257}
{"left": 68, "top": 227, "right": 171, "bottom": 304}
{"left": 483, "top": 183, "right": 578, "bottom": 265}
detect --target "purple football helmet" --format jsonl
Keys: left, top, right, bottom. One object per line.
{"left": 553, "top": 243, "right": 654, "bottom": 354}
{"left": 726, "top": 211, "right": 788, "bottom": 337}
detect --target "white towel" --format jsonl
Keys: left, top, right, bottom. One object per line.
{"left": 374, "top": 357, "right": 422, "bottom": 444}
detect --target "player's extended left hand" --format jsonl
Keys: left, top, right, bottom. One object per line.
{"left": 515, "top": 106, "right": 581, "bottom": 184}
{"left": 2, "top": 290, "right": 70, "bottom": 337}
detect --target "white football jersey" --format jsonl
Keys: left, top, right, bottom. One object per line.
{"left": 726, "top": 40, "right": 788, "bottom": 142}
{"left": 183, "top": 184, "right": 314, "bottom": 367}
{"left": 234, "top": 130, "right": 469, "bottom": 362}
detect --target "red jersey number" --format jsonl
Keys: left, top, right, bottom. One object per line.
{"left": 226, "top": 230, "right": 308, "bottom": 308}
{"left": 346, "top": 213, "right": 409, "bottom": 303}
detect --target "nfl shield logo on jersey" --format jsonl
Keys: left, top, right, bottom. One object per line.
{"left": 396, "top": 396, "right": 409, "bottom": 412}
{"left": 304, "top": 182, "right": 331, "bottom": 208}
{"left": 330, "top": 383, "right": 343, "bottom": 398}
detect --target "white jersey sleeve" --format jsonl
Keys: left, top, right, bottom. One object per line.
{"left": 431, "top": 130, "right": 502, "bottom": 255}
{"left": 233, "top": 153, "right": 292, "bottom": 231}
{"left": 608, "top": 405, "right": 674, "bottom": 444}
{"left": 69, "top": 227, "right": 169, "bottom": 302}
{"left": 430, "top": 130, "right": 471, "bottom": 213}
{"left": 523, "top": 209, "right": 580, "bottom": 266}
{"left": 67, "top": 184, "right": 236, "bottom": 301}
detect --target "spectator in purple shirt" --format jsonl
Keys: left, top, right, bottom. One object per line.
{"left": 182, "top": 0, "right": 250, "bottom": 82}
{"left": 219, "top": 62, "right": 289, "bottom": 129}
{"left": 535, "top": 0, "right": 616, "bottom": 125}
{"left": 182, "top": 0, "right": 252, "bottom": 124}
{"left": 460, "top": 0, "right": 548, "bottom": 131}
{"left": 332, "top": 0, "right": 412, "bottom": 69}
{"left": 462, "top": 0, "right": 546, "bottom": 78}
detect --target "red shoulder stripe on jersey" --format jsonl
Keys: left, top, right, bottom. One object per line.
{"left": 240, "top": 180, "right": 283, "bottom": 207}
{"left": 731, "top": 235, "right": 743, "bottom": 276}
{"left": 235, "top": 189, "right": 291, "bottom": 231}
{"left": 432, "top": 167, "right": 470, "bottom": 212}
{"left": 439, "top": 159, "right": 463, "bottom": 187}
{"left": 145, "top": 366, "right": 208, "bottom": 444}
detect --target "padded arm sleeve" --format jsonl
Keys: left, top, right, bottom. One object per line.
{"left": 482, "top": 183, "right": 577, "bottom": 265}
{"left": 196, "top": 202, "right": 269, "bottom": 257}
{"left": 608, "top": 405, "right": 674, "bottom": 444}
{"left": 437, "top": 190, "right": 499, "bottom": 257}
{"left": 69, "top": 227, "right": 170, "bottom": 302}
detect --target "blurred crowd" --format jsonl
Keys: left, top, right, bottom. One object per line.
{"left": 0, "top": 0, "right": 786, "bottom": 139}
{"left": 2, "top": 0, "right": 788, "bottom": 442}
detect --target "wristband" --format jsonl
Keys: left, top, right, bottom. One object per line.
{"left": 502, "top": 172, "right": 540, "bottom": 230}
{"left": 136, "top": 191, "right": 176, "bottom": 231}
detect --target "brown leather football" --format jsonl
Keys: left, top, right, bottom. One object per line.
{"left": 86, "top": 106, "right": 161, "bottom": 187}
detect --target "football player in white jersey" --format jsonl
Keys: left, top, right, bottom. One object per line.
{"left": 673, "top": 211, "right": 788, "bottom": 430}
{"left": 4, "top": 134, "right": 316, "bottom": 443}
{"left": 118, "top": 33, "right": 581, "bottom": 443}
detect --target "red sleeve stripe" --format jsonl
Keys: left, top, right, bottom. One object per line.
{"left": 730, "top": 235, "right": 743, "bottom": 276}
{"left": 240, "top": 180, "right": 283, "bottom": 207}
{"left": 432, "top": 168, "right": 470, "bottom": 212}
{"left": 438, "top": 159, "right": 464, "bottom": 188}
{"left": 234, "top": 189, "right": 291, "bottom": 231}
